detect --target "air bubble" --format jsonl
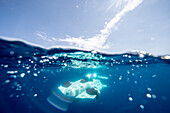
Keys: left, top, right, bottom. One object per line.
{"left": 7, "top": 71, "right": 15, "bottom": 74}
{"left": 9, "top": 94, "right": 14, "bottom": 98}
{"left": 147, "top": 87, "right": 152, "bottom": 91}
{"left": 26, "top": 67, "right": 30, "bottom": 69}
{"left": 129, "top": 97, "right": 133, "bottom": 101}
{"left": 4, "top": 65, "right": 8, "bottom": 68}
{"left": 18, "top": 60, "right": 21, "bottom": 63}
{"left": 152, "top": 74, "right": 157, "bottom": 78}
{"left": 27, "top": 70, "right": 30, "bottom": 73}
{"left": 34, "top": 94, "right": 37, "bottom": 97}
{"left": 5, "top": 80, "right": 10, "bottom": 83}
{"left": 139, "top": 54, "right": 145, "bottom": 58}
{"left": 152, "top": 94, "right": 157, "bottom": 99}
{"left": 18, "top": 56, "right": 22, "bottom": 58}
{"left": 119, "top": 76, "right": 122, "bottom": 80}
{"left": 20, "top": 73, "right": 25, "bottom": 78}
{"left": 33, "top": 73, "right": 38, "bottom": 77}
{"left": 10, "top": 51, "right": 14, "bottom": 55}
{"left": 146, "top": 94, "right": 152, "bottom": 98}
{"left": 140, "top": 105, "right": 144, "bottom": 109}
{"left": 128, "top": 55, "right": 131, "bottom": 58}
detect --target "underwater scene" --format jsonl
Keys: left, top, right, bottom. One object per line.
{"left": 0, "top": 38, "right": 170, "bottom": 113}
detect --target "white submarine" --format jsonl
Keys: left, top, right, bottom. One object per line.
{"left": 47, "top": 73, "right": 108, "bottom": 111}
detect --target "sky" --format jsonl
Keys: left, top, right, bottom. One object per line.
{"left": 0, "top": 0, "right": 170, "bottom": 55}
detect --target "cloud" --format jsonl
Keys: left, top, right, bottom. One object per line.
{"left": 36, "top": 31, "right": 47, "bottom": 40}
{"left": 36, "top": 31, "right": 58, "bottom": 42}
{"left": 107, "top": 0, "right": 129, "bottom": 11}
{"left": 59, "top": 35, "right": 110, "bottom": 49}
{"left": 59, "top": 0, "right": 143, "bottom": 50}
{"left": 101, "top": 0, "right": 143, "bottom": 36}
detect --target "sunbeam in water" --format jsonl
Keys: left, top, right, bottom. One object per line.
{"left": 0, "top": 39, "right": 170, "bottom": 113}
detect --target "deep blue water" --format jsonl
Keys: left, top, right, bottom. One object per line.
{"left": 0, "top": 39, "right": 170, "bottom": 113}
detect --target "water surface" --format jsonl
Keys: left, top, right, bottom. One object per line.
{"left": 0, "top": 39, "right": 170, "bottom": 113}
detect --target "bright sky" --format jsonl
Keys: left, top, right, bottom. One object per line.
{"left": 0, "top": 0, "right": 169, "bottom": 55}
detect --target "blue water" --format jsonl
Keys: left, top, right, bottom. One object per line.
{"left": 0, "top": 38, "right": 170, "bottom": 113}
